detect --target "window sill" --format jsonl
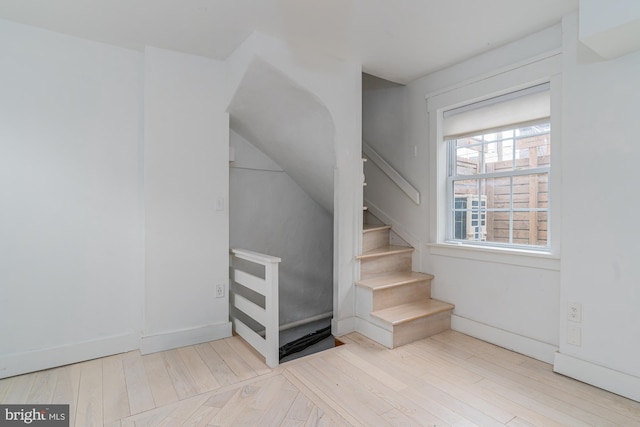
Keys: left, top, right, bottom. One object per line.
{"left": 427, "top": 242, "right": 560, "bottom": 271}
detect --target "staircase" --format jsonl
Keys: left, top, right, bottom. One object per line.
{"left": 355, "top": 222, "right": 454, "bottom": 348}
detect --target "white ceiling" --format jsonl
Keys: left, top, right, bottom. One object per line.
{"left": 0, "top": 0, "right": 577, "bottom": 83}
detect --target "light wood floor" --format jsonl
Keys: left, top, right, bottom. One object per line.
{"left": 2, "top": 331, "right": 640, "bottom": 426}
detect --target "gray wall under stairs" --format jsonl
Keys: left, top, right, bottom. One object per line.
{"left": 229, "top": 130, "right": 333, "bottom": 326}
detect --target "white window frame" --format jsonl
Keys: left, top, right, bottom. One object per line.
{"left": 426, "top": 54, "right": 561, "bottom": 270}
{"left": 446, "top": 121, "right": 550, "bottom": 249}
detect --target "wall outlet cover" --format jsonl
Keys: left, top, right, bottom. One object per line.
{"left": 567, "top": 302, "right": 582, "bottom": 322}
{"left": 567, "top": 325, "right": 582, "bottom": 346}
{"left": 216, "top": 284, "right": 224, "bottom": 298}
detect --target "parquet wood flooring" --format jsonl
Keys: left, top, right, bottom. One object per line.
{"left": 2, "top": 332, "right": 640, "bottom": 426}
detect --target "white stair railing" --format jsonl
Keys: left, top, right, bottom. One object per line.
{"left": 363, "top": 141, "right": 420, "bottom": 205}
{"left": 229, "top": 248, "right": 281, "bottom": 368}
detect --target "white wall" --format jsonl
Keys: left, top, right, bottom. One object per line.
{"left": 363, "top": 25, "right": 564, "bottom": 363}
{"left": 0, "top": 19, "right": 143, "bottom": 377}
{"left": 555, "top": 13, "right": 640, "bottom": 401}
{"left": 229, "top": 130, "right": 333, "bottom": 326}
{"left": 141, "top": 47, "right": 231, "bottom": 353}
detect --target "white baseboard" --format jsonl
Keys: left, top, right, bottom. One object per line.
{"left": 280, "top": 312, "right": 333, "bottom": 332}
{"left": 451, "top": 315, "right": 558, "bottom": 364}
{"left": 354, "top": 317, "right": 393, "bottom": 348}
{"left": 0, "top": 332, "right": 139, "bottom": 379}
{"left": 255, "top": 312, "right": 334, "bottom": 337}
{"left": 331, "top": 317, "right": 355, "bottom": 337}
{"left": 554, "top": 352, "right": 640, "bottom": 402}
{"left": 140, "top": 321, "right": 232, "bottom": 355}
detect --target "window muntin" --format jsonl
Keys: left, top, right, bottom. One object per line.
{"left": 446, "top": 122, "right": 550, "bottom": 249}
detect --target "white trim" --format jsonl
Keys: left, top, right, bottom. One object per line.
{"left": 0, "top": 332, "right": 139, "bottom": 379}
{"left": 231, "top": 248, "right": 281, "bottom": 264}
{"left": 232, "top": 318, "right": 266, "bottom": 355}
{"left": 331, "top": 316, "right": 355, "bottom": 337}
{"left": 363, "top": 141, "right": 420, "bottom": 205}
{"left": 554, "top": 352, "right": 640, "bottom": 402}
{"left": 140, "top": 322, "right": 231, "bottom": 355}
{"left": 451, "top": 315, "right": 558, "bottom": 364}
{"left": 428, "top": 243, "right": 560, "bottom": 271}
{"left": 354, "top": 317, "right": 393, "bottom": 349}
{"left": 423, "top": 49, "right": 561, "bottom": 100}
{"left": 279, "top": 312, "right": 333, "bottom": 332}
{"left": 255, "top": 312, "right": 334, "bottom": 337}
{"left": 232, "top": 293, "right": 266, "bottom": 326}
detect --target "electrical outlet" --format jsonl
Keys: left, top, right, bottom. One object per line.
{"left": 567, "top": 325, "right": 582, "bottom": 346}
{"left": 215, "top": 284, "right": 224, "bottom": 298}
{"left": 567, "top": 302, "right": 582, "bottom": 322}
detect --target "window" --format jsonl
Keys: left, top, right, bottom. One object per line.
{"left": 444, "top": 84, "right": 551, "bottom": 250}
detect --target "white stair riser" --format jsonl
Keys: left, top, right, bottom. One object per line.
{"left": 355, "top": 287, "right": 395, "bottom": 331}
{"left": 354, "top": 317, "right": 393, "bottom": 348}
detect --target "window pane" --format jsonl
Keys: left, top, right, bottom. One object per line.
{"left": 453, "top": 197, "right": 467, "bottom": 240}
{"left": 536, "top": 211, "right": 549, "bottom": 246}
{"left": 513, "top": 173, "right": 548, "bottom": 209}
{"left": 452, "top": 180, "right": 485, "bottom": 242}
{"left": 453, "top": 179, "right": 479, "bottom": 199}
{"left": 515, "top": 124, "right": 550, "bottom": 170}
{"left": 454, "top": 138, "right": 481, "bottom": 175}
{"left": 481, "top": 141, "right": 496, "bottom": 172}
{"left": 485, "top": 176, "right": 510, "bottom": 210}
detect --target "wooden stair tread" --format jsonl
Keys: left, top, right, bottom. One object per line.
{"left": 363, "top": 224, "right": 391, "bottom": 233}
{"left": 371, "top": 300, "right": 454, "bottom": 326}
{"left": 356, "top": 245, "right": 413, "bottom": 260}
{"left": 356, "top": 271, "right": 434, "bottom": 291}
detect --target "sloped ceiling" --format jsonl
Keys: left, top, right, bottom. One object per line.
{"left": 0, "top": 0, "right": 577, "bottom": 83}
{"left": 228, "top": 58, "right": 335, "bottom": 212}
